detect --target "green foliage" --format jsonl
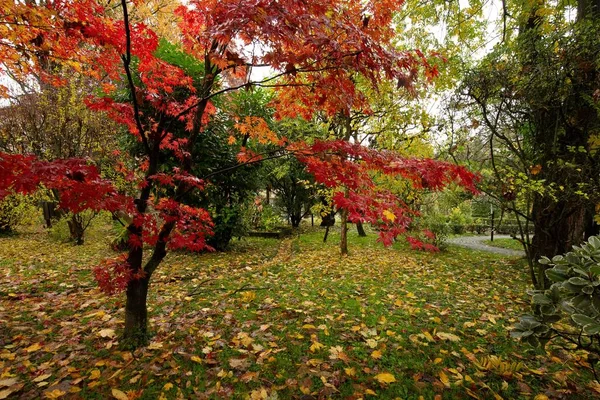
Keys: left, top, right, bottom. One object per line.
{"left": 268, "top": 156, "right": 315, "bottom": 228}
{"left": 208, "top": 204, "right": 248, "bottom": 251}
{"left": 252, "top": 203, "right": 284, "bottom": 231}
{"left": 48, "top": 215, "right": 73, "bottom": 243}
{"left": 48, "top": 211, "right": 99, "bottom": 245}
{"left": 0, "top": 194, "right": 35, "bottom": 233}
{"left": 513, "top": 236, "right": 600, "bottom": 358}
{"left": 417, "top": 214, "right": 449, "bottom": 250}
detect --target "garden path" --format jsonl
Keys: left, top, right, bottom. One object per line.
{"left": 447, "top": 234, "right": 525, "bottom": 257}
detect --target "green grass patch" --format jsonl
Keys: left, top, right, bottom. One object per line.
{"left": 0, "top": 224, "right": 596, "bottom": 399}
{"left": 484, "top": 238, "right": 524, "bottom": 251}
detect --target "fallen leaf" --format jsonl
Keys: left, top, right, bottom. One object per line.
{"left": 33, "top": 374, "right": 52, "bottom": 383}
{"left": 374, "top": 372, "right": 396, "bottom": 384}
{"left": 371, "top": 350, "right": 382, "bottom": 359}
{"left": 26, "top": 343, "right": 42, "bottom": 353}
{"left": 439, "top": 371, "right": 450, "bottom": 388}
{"left": 99, "top": 329, "right": 116, "bottom": 339}
{"left": 436, "top": 332, "right": 461, "bottom": 342}
{"left": 44, "top": 389, "right": 66, "bottom": 399}
{"left": 89, "top": 369, "right": 101, "bottom": 380}
{"left": 0, "top": 379, "right": 18, "bottom": 388}
{"left": 111, "top": 388, "right": 128, "bottom": 400}
{"left": 0, "top": 389, "right": 15, "bottom": 400}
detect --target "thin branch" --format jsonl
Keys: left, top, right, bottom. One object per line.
{"left": 119, "top": 0, "right": 151, "bottom": 154}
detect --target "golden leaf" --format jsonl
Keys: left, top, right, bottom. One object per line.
{"left": 89, "top": 369, "right": 101, "bottom": 380}
{"left": 111, "top": 388, "right": 129, "bottom": 400}
{"left": 382, "top": 210, "right": 396, "bottom": 222}
{"left": 44, "top": 389, "right": 66, "bottom": 399}
{"left": 439, "top": 371, "right": 450, "bottom": 388}
{"left": 25, "top": 343, "right": 42, "bottom": 353}
{"left": 374, "top": 372, "right": 396, "bottom": 384}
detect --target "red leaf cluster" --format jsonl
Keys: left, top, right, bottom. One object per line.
{"left": 295, "top": 140, "right": 479, "bottom": 247}
{"left": 0, "top": 153, "right": 134, "bottom": 214}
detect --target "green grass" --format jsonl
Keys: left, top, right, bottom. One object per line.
{"left": 0, "top": 223, "right": 597, "bottom": 399}
{"left": 484, "top": 237, "right": 524, "bottom": 251}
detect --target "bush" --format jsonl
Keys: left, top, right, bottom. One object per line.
{"left": 0, "top": 194, "right": 35, "bottom": 233}
{"left": 252, "top": 203, "right": 284, "bottom": 231}
{"left": 512, "top": 235, "right": 600, "bottom": 361}
{"left": 419, "top": 222, "right": 449, "bottom": 250}
{"left": 49, "top": 211, "right": 97, "bottom": 245}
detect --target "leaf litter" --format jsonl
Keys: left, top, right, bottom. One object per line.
{"left": 0, "top": 225, "right": 597, "bottom": 398}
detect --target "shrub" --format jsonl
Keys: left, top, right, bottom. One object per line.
{"left": 512, "top": 235, "right": 600, "bottom": 363}
{"left": 0, "top": 194, "right": 35, "bottom": 233}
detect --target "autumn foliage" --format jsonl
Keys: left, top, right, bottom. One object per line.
{"left": 0, "top": 0, "right": 476, "bottom": 344}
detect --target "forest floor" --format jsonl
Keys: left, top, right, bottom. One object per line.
{"left": 0, "top": 224, "right": 598, "bottom": 399}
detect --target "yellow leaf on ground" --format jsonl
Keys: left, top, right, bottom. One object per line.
{"left": 371, "top": 350, "right": 382, "bottom": 359}
{"left": 99, "top": 329, "right": 116, "bottom": 339}
{"left": 33, "top": 374, "right": 52, "bottom": 383}
{"left": 89, "top": 369, "right": 101, "bottom": 380}
{"left": 0, "top": 389, "right": 15, "bottom": 400}
{"left": 111, "top": 388, "right": 128, "bottom": 400}
{"left": 439, "top": 371, "right": 450, "bottom": 388}
{"left": 26, "top": 343, "right": 42, "bottom": 353}
{"left": 374, "top": 372, "right": 396, "bottom": 384}
{"left": 434, "top": 358, "right": 443, "bottom": 364}
{"left": 44, "top": 389, "right": 66, "bottom": 399}
{"left": 163, "top": 383, "right": 173, "bottom": 391}
{"left": 365, "top": 388, "right": 377, "bottom": 395}
{"left": 190, "top": 356, "right": 202, "bottom": 363}
{"left": 344, "top": 367, "right": 356, "bottom": 376}
{"left": 534, "top": 395, "right": 549, "bottom": 400}
{"left": 310, "top": 341, "right": 325, "bottom": 352}
{"left": 436, "top": 332, "right": 461, "bottom": 342}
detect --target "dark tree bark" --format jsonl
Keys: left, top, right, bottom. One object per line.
{"left": 356, "top": 221, "right": 367, "bottom": 237}
{"left": 340, "top": 208, "right": 348, "bottom": 255}
{"left": 123, "top": 275, "right": 150, "bottom": 347}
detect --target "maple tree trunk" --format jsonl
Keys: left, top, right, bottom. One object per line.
{"left": 356, "top": 222, "right": 367, "bottom": 237}
{"left": 123, "top": 275, "right": 150, "bottom": 347}
{"left": 67, "top": 214, "right": 85, "bottom": 245}
{"left": 340, "top": 208, "right": 348, "bottom": 255}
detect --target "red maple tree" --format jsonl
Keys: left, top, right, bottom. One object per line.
{"left": 0, "top": 0, "right": 476, "bottom": 346}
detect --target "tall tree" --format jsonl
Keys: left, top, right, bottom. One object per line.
{"left": 459, "top": 0, "right": 600, "bottom": 288}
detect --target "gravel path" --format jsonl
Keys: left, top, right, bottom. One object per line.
{"left": 447, "top": 234, "right": 525, "bottom": 257}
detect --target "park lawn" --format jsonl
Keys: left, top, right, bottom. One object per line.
{"left": 483, "top": 238, "right": 525, "bottom": 252}
{"left": 0, "top": 224, "right": 598, "bottom": 399}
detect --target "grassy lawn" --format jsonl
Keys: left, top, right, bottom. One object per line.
{"left": 483, "top": 238, "right": 524, "bottom": 252}
{"left": 0, "top": 224, "right": 597, "bottom": 399}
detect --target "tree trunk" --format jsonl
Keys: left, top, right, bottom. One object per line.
{"left": 340, "top": 207, "right": 348, "bottom": 255}
{"left": 67, "top": 214, "right": 84, "bottom": 245}
{"left": 320, "top": 211, "right": 335, "bottom": 227}
{"left": 291, "top": 213, "right": 301, "bottom": 227}
{"left": 123, "top": 275, "right": 150, "bottom": 347}
{"left": 356, "top": 221, "right": 367, "bottom": 237}
{"left": 323, "top": 225, "right": 330, "bottom": 243}
{"left": 530, "top": 195, "right": 587, "bottom": 289}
